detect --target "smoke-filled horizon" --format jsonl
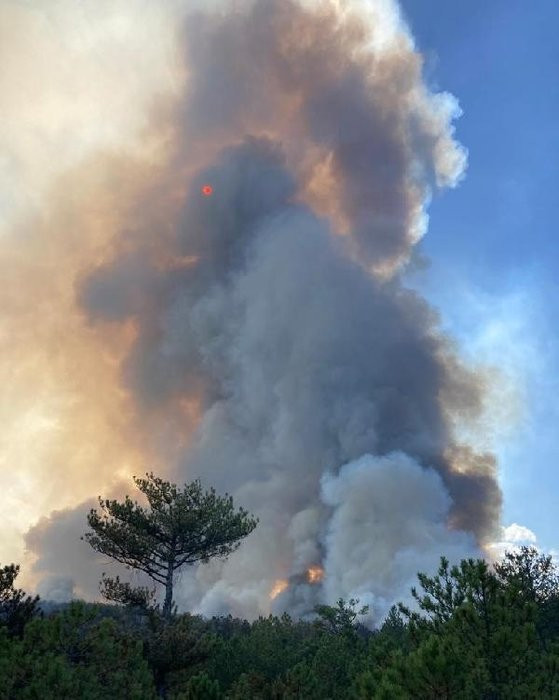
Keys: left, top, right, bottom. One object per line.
{"left": 2, "top": 0, "right": 503, "bottom": 623}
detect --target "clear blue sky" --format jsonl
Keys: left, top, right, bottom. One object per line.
{"left": 400, "top": 0, "right": 559, "bottom": 550}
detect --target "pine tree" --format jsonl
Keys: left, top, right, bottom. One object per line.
{"left": 0, "top": 563, "right": 40, "bottom": 638}
{"left": 83, "top": 473, "right": 257, "bottom": 617}
{"left": 175, "top": 672, "right": 222, "bottom": 699}
{"left": 494, "top": 546, "right": 559, "bottom": 603}
{"left": 378, "top": 555, "right": 557, "bottom": 698}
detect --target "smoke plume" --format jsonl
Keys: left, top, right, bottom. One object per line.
{"left": 2, "top": 0, "right": 501, "bottom": 622}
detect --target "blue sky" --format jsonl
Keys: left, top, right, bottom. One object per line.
{"left": 400, "top": 0, "right": 559, "bottom": 549}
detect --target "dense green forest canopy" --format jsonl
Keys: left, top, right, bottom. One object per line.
{"left": 2, "top": 545, "right": 559, "bottom": 699}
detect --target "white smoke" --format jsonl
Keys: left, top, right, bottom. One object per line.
{"left": 36, "top": 575, "right": 75, "bottom": 604}
{"left": 321, "top": 453, "right": 478, "bottom": 622}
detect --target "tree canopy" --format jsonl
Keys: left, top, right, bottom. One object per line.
{"left": 5, "top": 478, "right": 559, "bottom": 699}
{"left": 4, "top": 546, "right": 559, "bottom": 698}
{"left": 0, "top": 563, "right": 40, "bottom": 638}
{"left": 83, "top": 473, "right": 258, "bottom": 617}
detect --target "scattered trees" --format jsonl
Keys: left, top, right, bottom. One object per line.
{"left": 83, "top": 473, "right": 258, "bottom": 617}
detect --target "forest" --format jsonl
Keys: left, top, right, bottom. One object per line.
{"left": 2, "top": 475, "right": 559, "bottom": 699}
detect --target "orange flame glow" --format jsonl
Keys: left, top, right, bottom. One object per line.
{"left": 269, "top": 579, "right": 289, "bottom": 600}
{"left": 307, "top": 565, "right": 324, "bottom": 584}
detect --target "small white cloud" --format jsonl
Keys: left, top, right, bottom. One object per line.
{"left": 486, "top": 522, "right": 538, "bottom": 561}
{"left": 502, "top": 523, "right": 537, "bottom": 544}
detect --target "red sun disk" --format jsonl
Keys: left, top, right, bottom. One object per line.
{"left": 201, "top": 184, "right": 213, "bottom": 196}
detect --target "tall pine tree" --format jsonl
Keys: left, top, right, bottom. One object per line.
{"left": 84, "top": 473, "right": 257, "bottom": 617}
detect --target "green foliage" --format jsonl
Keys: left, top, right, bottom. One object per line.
{"left": 308, "top": 630, "right": 368, "bottom": 698}
{"left": 0, "top": 601, "right": 156, "bottom": 699}
{"left": 314, "top": 597, "right": 369, "bottom": 637}
{"left": 494, "top": 546, "right": 559, "bottom": 603}
{"left": 0, "top": 563, "right": 40, "bottom": 638}
{"left": 376, "top": 605, "right": 409, "bottom": 650}
{"left": 205, "top": 613, "right": 314, "bottom": 691}
{"left": 368, "top": 555, "right": 559, "bottom": 699}
{"left": 539, "top": 595, "right": 559, "bottom": 644}
{"left": 494, "top": 545, "right": 559, "bottom": 645}
{"left": 172, "top": 672, "right": 223, "bottom": 699}
{"left": 354, "top": 606, "right": 411, "bottom": 697}
{"left": 83, "top": 472, "right": 258, "bottom": 616}
{"left": 227, "top": 671, "right": 269, "bottom": 699}
{"left": 144, "top": 613, "right": 213, "bottom": 697}
{"left": 100, "top": 573, "right": 158, "bottom": 612}
{"left": 201, "top": 605, "right": 370, "bottom": 699}
{"left": 6, "top": 542, "right": 559, "bottom": 698}
{"left": 274, "top": 661, "right": 323, "bottom": 699}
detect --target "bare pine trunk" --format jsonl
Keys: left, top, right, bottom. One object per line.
{"left": 163, "top": 560, "right": 174, "bottom": 618}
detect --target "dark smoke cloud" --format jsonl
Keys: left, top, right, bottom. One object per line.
{"left": 182, "top": 0, "right": 465, "bottom": 271}
{"left": 24, "top": 0, "right": 500, "bottom": 622}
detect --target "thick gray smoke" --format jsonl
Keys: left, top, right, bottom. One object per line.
{"left": 26, "top": 0, "right": 501, "bottom": 622}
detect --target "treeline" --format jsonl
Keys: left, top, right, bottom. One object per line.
{"left": 2, "top": 474, "right": 559, "bottom": 697}
{"left": 2, "top": 546, "right": 559, "bottom": 698}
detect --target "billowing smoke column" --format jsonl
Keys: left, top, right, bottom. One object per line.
{"left": 75, "top": 0, "right": 501, "bottom": 621}
{"left": 15, "top": 0, "right": 501, "bottom": 623}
